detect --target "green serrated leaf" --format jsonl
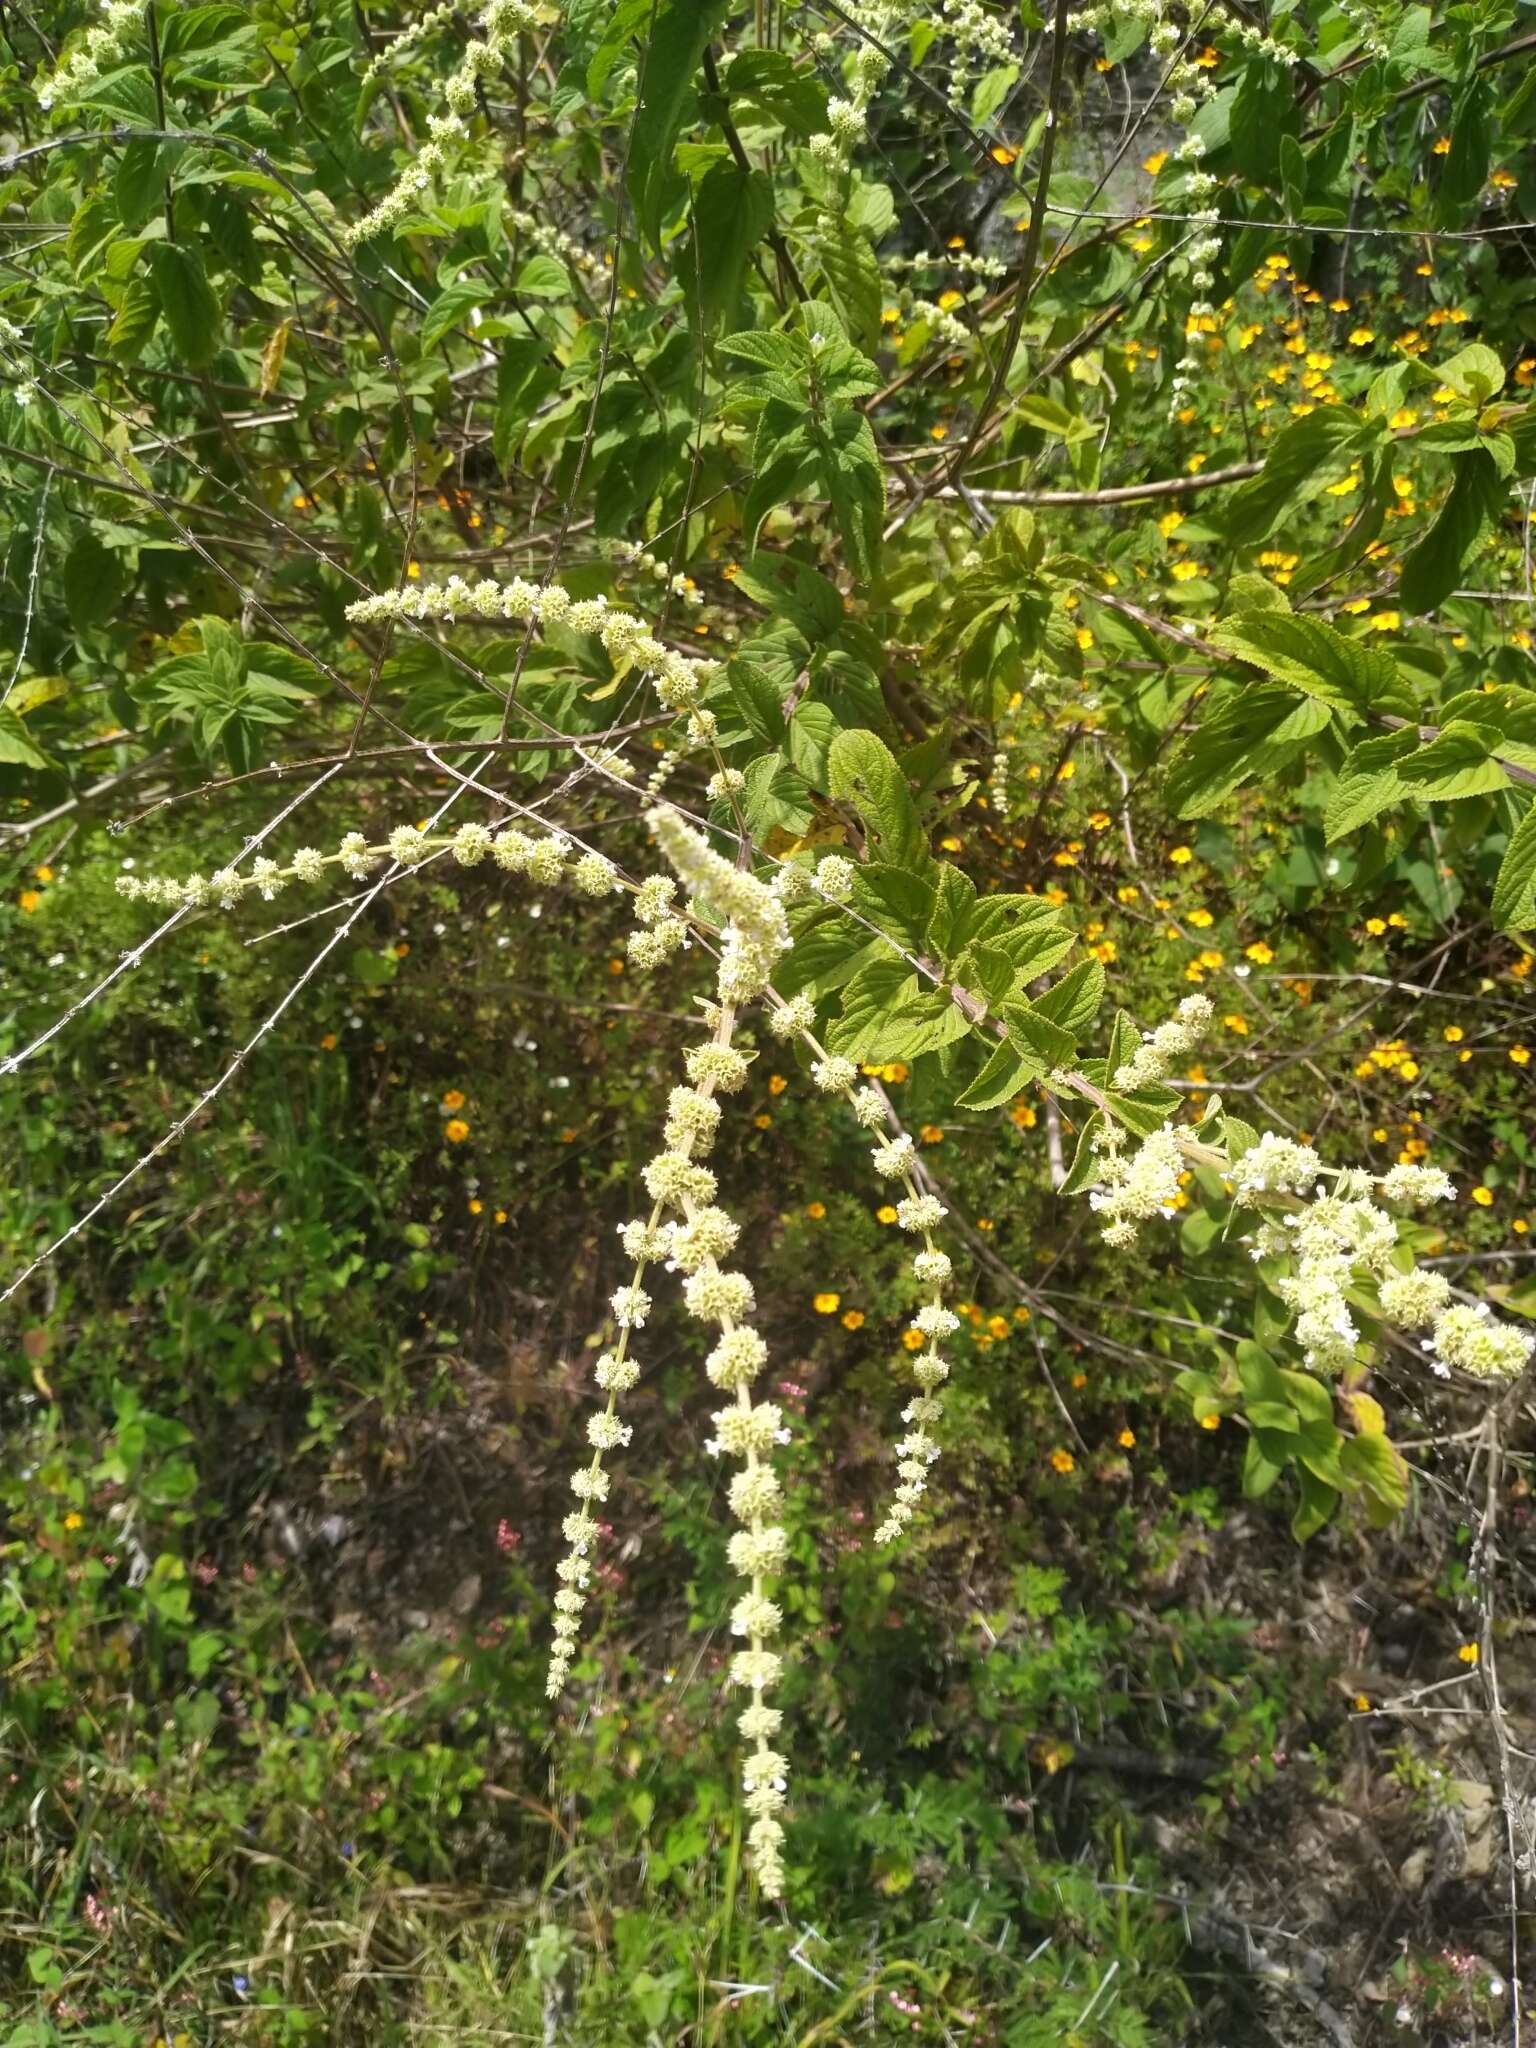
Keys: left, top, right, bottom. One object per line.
{"left": 421, "top": 279, "right": 488, "bottom": 350}
{"left": 1209, "top": 610, "right": 1413, "bottom": 718}
{"left": 1290, "top": 1462, "right": 1340, "bottom": 1541}
{"left": 683, "top": 162, "right": 772, "bottom": 326}
{"left": 828, "top": 729, "right": 928, "bottom": 870}
{"left": 1324, "top": 727, "right": 1420, "bottom": 840}
{"left": 742, "top": 752, "right": 814, "bottom": 834}
{"left": 1396, "top": 720, "right": 1509, "bottom": 801}
{"left": 1219, "top": 406, "right": 1375, "bottom": 548}
{"left": 1243, "top": 1433, "right": 1287, "bottom": 1499}
{"left": 1002, "top": 1000, "right": 1076, "bottom": 1071}
{"left": 1493, "top": 802, "right": 1536, "bottom": 930}
{"left": 1165, "top": 685, "right": 1333, "bottom": 817}
{"left": 1034, "top": 956, "right": 1104, "bottom": 1037}
{"left": 146, "top": 241, "right": 219, "bottom": 367}
{"left": 847, "top": 865, "right": 936, "bottom": 948}
{"left": 1399, "top": 448, "right": 1505, "bottom": 614}
{"left": 957, "top": 1036, "right": 1039, "bottom": 1111}
{"left": 1059, "top": 1112, "right": 1104, "bottom": 1196}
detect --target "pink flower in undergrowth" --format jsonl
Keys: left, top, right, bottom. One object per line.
{"left": 495, "top": 1519, "right": 521, "bottom": 1554}
{"left": 82, "top": 1894, "right": 112, "bottom": 1936}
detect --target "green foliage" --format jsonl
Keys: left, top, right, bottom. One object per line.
{"left": 1, "top": 0, "right": 1533, "bottom": 2034}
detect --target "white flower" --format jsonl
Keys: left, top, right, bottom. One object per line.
{"left": 1379, "top": 1163, "right": 1456, "bottom": 1208}
{"left": 663, "top": 1085, "right": 722, "bottom": 1149}
{"left": 1379, "top": 1268, "right": 1451, "bottom": 1329}
{"left": 1431, "top": 1303, "right": 1533, "bottom": 1380}
{"left": 682, "top": 1268, "right": 756, "bottom": 1325}
{"left": 610, "top": 1284, "right": 652, "bottom": 1329}
{"left": 594, "top": 1350, "right": 640, "bottom": 1393}
{"left": 871, "top": 1134, "right": 917, "bottom": 1180}
{"left": 587, "top": 1413, "right": 632, "bottom": 1451}
{"left": 685, "top": 1043, "right": 751, "bottom": 1092}
{"left": 668, "top": 1206, "right": 740, "bottom": 1273}
{"left": 728, "top": 1466, "right": 783, "bottom": 1522}
{"left": 767, "top": 994, "right": 816, "bottom": 1039}
{"left": 1231, "top": 1133, "right": 1323, "bottom": 1204}
{"left": 811, "top": 1055, "right": 857, "bottom": 1093}
{"left": 452, "top": 823, "right": 492, "bottom": 867}
{"left": 387, "top": 825, "right": 430, "bottom": 867}
{"left": 813, "top": 854, "right": 856, "bottom": 902}
{"left": 914, "top": 1303, "right": 959, "bottom": 1338}
{"left": 731, "top": 1591, "right": 784, "bottom": 1638}
{"left": 705, "top": 1327, "right": 769, "bottom": 1390}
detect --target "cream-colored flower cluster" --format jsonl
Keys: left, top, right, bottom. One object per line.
{"left": 1113, "top": 992, "right": 1213, "bottom": 1092}
{"left": 936, "top": 0, "right": 1017, "bottom": 104}
{"left": 763, "top": 995, "right": 956, "bottom": 1545}
{"left": 1065, "top": 0, "right": 1299, "bottom": 414}
{"left": 38, "top": 0, "right": 141, "bottom": 111}
{"left": 1083, "top": 994, "right": 1213, "bottom": 1246}
{"left": 597, "top": 811, "right": 793, "bottom": 1894}
{"left": 645, "top": 806, "right": 792, "bottom": 1006}
{"left": 345, "top": 0, "right": 539, "bottom": 247}
{"left": 1088, "top": 1123, "right": 1184, "bottom": 1248}
{"left": 549, "top": 815, "right": 964, "bottom": 1886}
{"left": 361, "top": 1, "right": 456, "bottom": 85}
{"left": 807, "top": 0, "right": 898, "bottom": 164}
{"left": 114, "top": 819, "right": 623, "bottom": 911}
{"left": 808, "top": 0, "right": 1017, "bottom": 159}
{"left": 886, "top": 249, "right": 1009, "bottom": 285}
{"left": 879, "top": 248, "right": 1008, "bottom": 357}
{"left": 343, "top": 572, "right": 719, "bottom": 718}
{"left": 1240, "top": 1159, "right": 1533, "bottom": 1383}
{"left": 614, "top": 541, "right": 706, "bottom": 606}
{"left": 875, "top": 1176, "right": 954, "bottom": 1543}
{"left": 1076, "top": 999, "right": 1532, "bottom": 1387}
